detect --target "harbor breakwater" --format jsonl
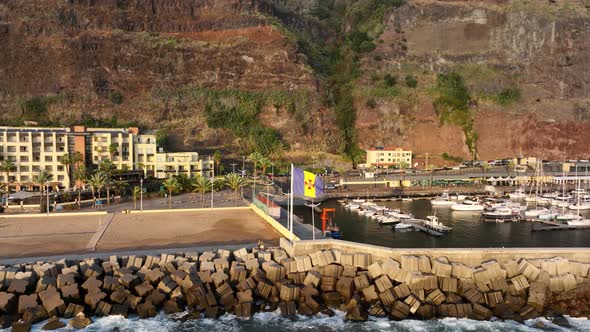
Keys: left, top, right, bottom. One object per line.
{"left": 0, "top": 241, "right": 589, "bottom": 331}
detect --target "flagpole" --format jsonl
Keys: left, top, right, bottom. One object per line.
{"left": 290, "top": 163, "right": 294, "bottom": 243}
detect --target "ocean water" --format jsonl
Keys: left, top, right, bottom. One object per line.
{"left": 9, "top": 311, "right": 590, "bottom": 332}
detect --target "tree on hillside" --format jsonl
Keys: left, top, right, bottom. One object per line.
{"left": 247, "top": 152, "right": 263, "bottom": 177}
{"left": 224, "top": 172, "right": 246, "bottom": 206}
{"left": 0, "top": 160, "right": 16, "bottom": 208}
{"left": 163, "top": 177, "right": 180, "bottom": 209}
{"left": 33, "top": 169, "right": 53, "bottom": 213}
{"left": 213, "top": 150, "right": 222, "bottom": 175}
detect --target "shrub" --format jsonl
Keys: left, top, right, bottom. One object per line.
{"left": 384, "top": 74, "right": 397, "bottom": 87}
{"left": 366, "top": 98, "right": 377, "bottom": 109}
{"left": 493, "top": 88, "right": 521, "bottom": 106}
{"left": 405, "top": 75, "right": 418, "bottom": 88}
{"left": 442, "top": 152, "right": 463, "bottom": 163}
{"left": 108, "top": 91, "right": 124, "bottom": 104}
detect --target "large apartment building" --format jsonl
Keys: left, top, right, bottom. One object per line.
{"left": 0, "top": 126, "right": 213, "bottom": 191}
{"left": 365, "top": 147, "right": 413, "bottom": 168}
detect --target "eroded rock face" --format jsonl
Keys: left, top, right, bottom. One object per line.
{"left": 1, "top": 0, "right": 589, "bottom": 159}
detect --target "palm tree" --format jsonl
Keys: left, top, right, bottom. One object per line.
{"left": 99, "top": 159, "right": 116, "bottom": 205}
{"left": 74, "top": 165, "right": 87, "bottom": 209}
{"left": 88, "top": 172, "right": 107, "bottom": 209}
{"left": 213, "top": 150, "right": 222, "bottom": 175}
{"left": 224, "top": 172, "right": 246, "bottom": 206}
{"left": 58, "top": 153, "right": 75, "bottom": 190}
{"left": 113, "top": 179, "right": 127, "bottom": 203}
{"left": 163, "top": 177, "right": 180, "bottom": 208}
{"left": 132, "top": 186, "right": 141, "bottom": 210}
{"left": 33, "top": 169, "right": 53, "bottom": 214}
{"left": 247, "top": 152, "right": 263, "bottom": 177}
{"left": 192, "top": 176, "right": 211, "bottom": 208}
{"left": 259, "top": 157, "right": 272, "bottom": 178}
{"left": 0, "top": 160, "right": 15, "bottom": 208}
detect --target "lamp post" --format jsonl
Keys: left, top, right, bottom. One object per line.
{"left": 140, "top": 178, "right": 143, "bottom": 212}
{"left": 304, "top": 200, "right": 321, "bottom": 240}
{"left": 211, "top": 165, "right": 214, "bottom": 209}
{"left": 46, "top": 181, "right": 49, "bottom": 216}
{"left": 230, "top": 162, "right": 238, "bottom": 174}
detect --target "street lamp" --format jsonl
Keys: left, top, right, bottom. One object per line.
{"left": 230, "top": 162, "right": 238, "bottom": 174}
{"left": 211, "top": 166, "right": 215, "bottom": 209}
{"left": 46, "top": 181, "right": 50, "bottom": 216}
{"left": 140, "top": 178, "right": 143, "bottom": 212}
{"left": 304, "top": 200, "right": 321, "bottom": 240}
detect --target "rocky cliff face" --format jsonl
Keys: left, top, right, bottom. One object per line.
{"left": 0, "top": 0, "right": 589, "bottom": 161}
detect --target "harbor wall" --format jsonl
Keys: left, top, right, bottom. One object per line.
{"left": 0, "top": 242, "right": 589, "bottom": 329}
{"left": 281, "top": 238, "right": 590, "bottom": 267}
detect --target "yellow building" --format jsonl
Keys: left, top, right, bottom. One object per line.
{"left": 365, "top": 147, "right": 412, "bottom": 168}
{"left": 0, "top": 127, "right": 70, "bottom": 190}
{"left": 0, "top": 126, "right": 214, "bottom": 191}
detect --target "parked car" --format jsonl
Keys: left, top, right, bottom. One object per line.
{"left": 325, "top": 183, "right": 337, "bottom": 190}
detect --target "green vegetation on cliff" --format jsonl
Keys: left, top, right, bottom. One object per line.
{"left": 432, "top": 72, "right": 477, "bottom": 155}
{"left": 276, "top": 0, "right": 405, "bottom": 157}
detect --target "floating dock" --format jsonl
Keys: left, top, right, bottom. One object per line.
{"left": 532, "top": 220, "right": 590, "bottom": 232}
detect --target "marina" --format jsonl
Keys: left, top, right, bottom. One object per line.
{"left": 293, "top": 197, "right": 590, "bottom": 248}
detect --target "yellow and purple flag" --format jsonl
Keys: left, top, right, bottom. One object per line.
{"left": 293, "top": 167, "right": 324, "bottom": 199}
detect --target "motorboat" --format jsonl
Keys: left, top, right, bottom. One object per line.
{"left": 431, "top": 190, "right": 455, "bottom": 206}
{"left": 508, "top": 188, "right": 526, "bottom": 199}
{"left": 556, "top": 213, "right": 582, "bottom": 222}
{"left": 482, "top": 207, "right": 520, "bottom": 220}
{"left": 450, "top": 197, "right": 484, "bottom": 211}
{"left": 386, "top": 209, "right": 413, "bottom": 219}
{"left": 345, "top": 203, "right": 360, "bottom": 210}
{"left": 395, "top": 223, "right": 413, "bottom": 230}
{"left": 542, "top": 192, "right": 559, "bottom": 199}
{"left": 423, "top": 216, "right": 452, "bottom": 232}
{"left": 535, "top": 197, "right": 552, "bottom": 206}
{"left": 524, "top": 208, "right": 550, "bottom": 218}
{"left": 568, "top": 203, "right": 590, "bottom": 211}
{"left": 379, "top": 216, "right": 400, "bottom": 225}
{"left": 567, "top": 219, "right": 590, "bottom": 226}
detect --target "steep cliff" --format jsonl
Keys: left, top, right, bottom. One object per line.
{"left": 0, "top": 0, "right": 589, "bottom": 161}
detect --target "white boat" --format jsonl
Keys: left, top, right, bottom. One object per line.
{"left": 431, "top": 190, "right": 455, "bottom": 206}
{"left": 482, "top": 207, "right": 520, "bottom": 220}
{"left": 535, "top": 197, "right": 552, "bottom": 206}
{"left": 352, "top": 199, "right": 365, "bottom": 203}
{"left": 524, "top": 208, "right": 550, "bottom": 218}
{"left": 542, "top": 192, "right": 559, "bottom": 199}
{"left": 379, "top": 217, "right": 400, "bottom": 225}
{"left": 386, "top": 209, "right": 413, "bottom": 219}
{"left": 423, "top": 216, "right": 452, "bottom": 232}
{"left": 568, "top": 203, "right": 590, "bottom": 211}
{"left": 450, "top": 197, "right": 484, "bottom": 211}
{"left": 538, "top": 212, "right": 558, "bottom": 221}
{"left": 567, "top": 219, "right": 590, "bottom": 226}
{"left": 395, "top": 223, "right": 413, "bottom": 230}
{"left": 345, "top": 203, "right": 360, "bottom": 210}
{"left": 509, "top": 188, "right": 526, "bottom": 199}
{"left": 556, "top": 213, "right": 582, "bottom": 222}
{"left": 524, "top": 196, "right": 538, "bottom": 202}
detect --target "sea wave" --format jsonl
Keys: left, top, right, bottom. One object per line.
{"left": 4, "top": 311, "right": 589, "bottom": 332}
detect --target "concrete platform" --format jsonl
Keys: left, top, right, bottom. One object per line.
{"left": 0, "top": 208, "right": 281, "bottom": 259}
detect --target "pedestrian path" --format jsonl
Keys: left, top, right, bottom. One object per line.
{"left": 86, "top": 212, "right": 116, "bottom": 251}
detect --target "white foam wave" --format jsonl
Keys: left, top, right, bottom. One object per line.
{"left": 5, "top": 312, "right": 588, "bottom": 332}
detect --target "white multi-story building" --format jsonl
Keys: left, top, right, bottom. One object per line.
{"left": 0, "top": 126, "right": 214, "bottom": 191}
{"left": 365, "top": 147, "right": 413, "bottom": 169}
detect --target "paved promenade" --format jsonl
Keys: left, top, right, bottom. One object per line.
{"left": 0, "top": 208, "right": 280, "bottom": 259}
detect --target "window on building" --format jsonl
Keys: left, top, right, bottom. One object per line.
{"left": 20, "top": 166, "right": 29, "bottom": 172}
{"left": 58, "top": 175, "right": 64, "bottom": 181}
{"left": 32, "top": 166, "right": 40, "bottom": 172}
{"left": 21, "top": 176, "right": 29, "bottom": 181}
{"left": 20, "top": 156, "right": 28, "bottom": 162}
{"left": 20, "top": 146, "right": 28, "bottom": 152}
{"left": 57, "top": 165, "right": 64, "bottom": 172}
{"left": 7, "top": 146, "right": 16, "bottom": 153}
